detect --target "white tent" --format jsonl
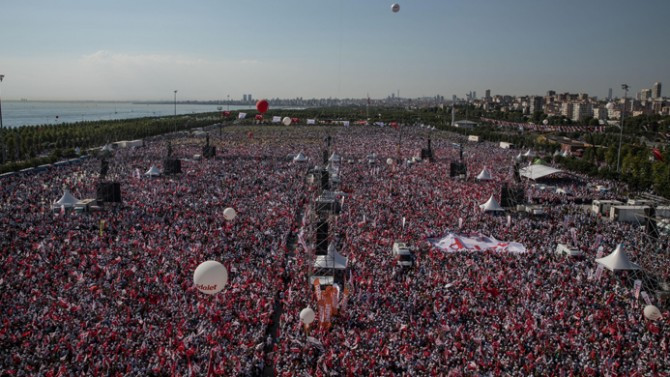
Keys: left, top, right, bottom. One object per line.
{"left": 145, "top": 165, "right": 161, "bottom": 176}
{"left": 314, "top": 243, "right": 348, "bottom": 270}
{"left": 519, "top": 164, "right": 563, "bottom": 180}
{"left": 101, "top": 144, "right": 114, "bottom": 152}
{"left": 595, "top": 244, "right": 640, "bottom": 271}
{"left": 328, "top": 153, "right": 341, "bottom": 163}
{"left": 293, "top": 152, "right": 308, "bottom": 163}
{"left": 476, "top": 167, "right": 492, "bottom": 181}
{"left": 479, "top": 195, "right": 504, "bottom": 212}
{"left": 523, "top": 149, "right": 536, "bottom": 158}
{"left": 54, "top": 189, "right": 79, "bottom": 208}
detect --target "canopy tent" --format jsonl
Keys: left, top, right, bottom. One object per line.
{"left": 314, "top": 243, "right": 348, "bottom": 270}
{"left": 479, "top": 195, "right": 504, "bottom": 212}
{"left": 476, "top": 167, "right": 492, "bottom": 181}
{"left": 515, "top": 153, "right": 523, "bottom": 161}
{"left": 595, "top": 244, "right": 640, "bottom": 271}
{"left": 293, "top": 152, "right": 308, "bottom": 163}
{"left": 145, "top": 165, "right": 161, "bottom": 176}
{"left": 101, "top": 144, "right": 114, "bottom": 152}
{"left": 519, "top": 164, "right": 563, "bottom": 180}
{"left": 54, "top": 189, "right": 79, "bottom": 208}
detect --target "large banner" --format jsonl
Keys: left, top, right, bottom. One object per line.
{"left": 431, "top": 232, "right": 526, "bottom": 253}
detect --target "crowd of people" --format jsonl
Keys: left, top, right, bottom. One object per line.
{"left": 1, "top": 125, "right": 668, "bottom": 376}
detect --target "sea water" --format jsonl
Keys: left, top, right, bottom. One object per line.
{"left": 0, "top": 101, "right": 254, "bottom": 128}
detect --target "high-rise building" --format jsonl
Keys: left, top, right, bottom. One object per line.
{"left": 608, "top": 88, "right": 613, "bottom": 101}
{"left": 573, "top": 103, "right": 593, "bottom": 122}
{"left": 561, "top": 102, "right": 574, "bottom": 118}
{"left": 529, "top": 96, "right": 544, "bottom": 113}
{"left": 242, "top": 94, "right": 248, "bottom": 102}
{"left": 485, "top": 89, "right": 491, "bottom": 100}
{"left": 247, "top": 94, "right": 253, "bottom": 102}
{"left": 546, "top": 90, "right": 556, "bottom": 97}
{"left": 639, "top": 89, "right": 652, "bottom": 101}
{"left": 653, "top": 82, "right": 662, "bottom": 99}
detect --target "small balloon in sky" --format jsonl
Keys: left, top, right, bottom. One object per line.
{"left": 391, "top": 3, "right": 400, "bottom": 13}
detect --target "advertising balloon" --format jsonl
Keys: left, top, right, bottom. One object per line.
{"left": 644, "top": 305, "right": 662, "bottom": 321}
{"left": 300, "top": 307, "right": 315, "bottom": 324}
{"left": 256, "top": 99, "right": 269, "bottom": 114}
{"left": 224, "top": 207, "right": 237, "bottom": 221}
{"left": 193, "top": 261, "right": 228, "bottom": 295}
{"left": 391, "top": 3, "right": 400, "bottom": 12}
{"left": 282, "top": 117, "right": 292, "bottom": 126}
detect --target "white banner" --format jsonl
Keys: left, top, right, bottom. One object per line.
{"left": 431, "top": 232, "right": 526, "bottom": 253}
{"left": 272, "top": 116, "right": 281, "bottom": 123}
{"left": 238, "top": 112, "right": 247, "bottom": 119}
{"left": 343, "top": 121, "right": 350, "bottom": 127}
{"left": 634, "top": 279, "right": 642, "bottom": 300}
{"left": 641, "top": 291, "right": 652, "bottom": 306}
{"left": 307, "top": 119, "right": 316, "bottom": 125}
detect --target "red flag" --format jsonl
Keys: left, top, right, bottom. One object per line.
{"left": 652, "top": 148, "right": 664, "bottom": 162}
{"left": 390, "top": 121, "right": 399, "bottom": 130}
{"left": 255, "top": 114, "right": 263, "bottom": 120}
{"left": 222, "top": 111, "right": 231, "bottom": 117}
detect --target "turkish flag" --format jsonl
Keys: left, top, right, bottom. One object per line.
{"left": 652, "top": 148, "right": 664, "bottom": 162}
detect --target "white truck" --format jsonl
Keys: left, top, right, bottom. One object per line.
{"left": 392, "top": 241, "right": 413, "bottom": 267}
{"left": 555, "top": 243, "right": 583, "bottom": 258}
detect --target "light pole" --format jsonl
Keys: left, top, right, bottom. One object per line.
{"left": 227, "top": 94, "right": 230, "bottom": 111}
{"left": 173, "top": 90, "right": 178, "bottom": 133}
{"left": 0, "top": 74, "right": 4, "bottom": 130}
{"left": 0, "top": 74, "right": 5, "bottom": 164}
{"left": 616, "top": 84, "right": 629, "bottom": 173}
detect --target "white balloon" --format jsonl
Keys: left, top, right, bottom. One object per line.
{"left": 193, "top": 261, "right": 228, "bottom": 295}
{"left": 300, "top": 307, "right": 316, "bottom": 324}
{"left": 223, "top": 207, "right": 237, "bottom": 221}
{"left": 386, "top": 158, "right": 394, "bottom": 165}
{"left": 391, "top": 3, "right": 400, "bottom": 12}
{"left": 644, "top": 305, "right": 662, "bottom": 321}
{"left": 282, "top": 117, "right": 292, "bottom": 126}
{"left": 542, "top": 119, "right": 549, "bottom": 125}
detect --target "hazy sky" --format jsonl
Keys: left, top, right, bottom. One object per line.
{"left": 1, "top": 0, "right": 668, "bottom": 101}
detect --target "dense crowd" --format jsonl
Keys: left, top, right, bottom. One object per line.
{"left": 1, "top": 125, "right": 668, "bottom": 376}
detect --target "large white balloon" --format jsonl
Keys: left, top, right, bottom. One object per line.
{"left": 193, "top": 261, "right": 228, "bottom": 295}
{"left": 386, "top": 158, "right": 394, "bottom": 165}
{"left": 300, "top": 307, "right": 315, "bottom": 324}
{"left": 391, "top": 3, "right": 400, "bottom": 12}
{"left": 644, "top": 305, "right": 662, "bottom": 321}
{"left": 282, "top": 117, "right": 292, "bottom": 126}
{"left": 223, "top": 207, "right": 237, "bottom": 221}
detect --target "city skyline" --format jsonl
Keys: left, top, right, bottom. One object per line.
{"left": 1, "top": 0, "right": 669, "bottom": 101}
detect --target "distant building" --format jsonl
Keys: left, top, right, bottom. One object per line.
{"left": 529, "top": 96, "right": 544, "bottom": 113}
{"left": 561, "top": 102, "right": 574, "bottom": 118}
{"left": 608, "top": 88, "right": 613, "bottom": 101}
{"left": 573, "top": 103, "right": 593, "bottom": 122}
{"left": 593, "top": 107, "right": 608, "bottom": 121}
{"left": 485, "top": 89, "right": 491, "bottom": 100}
{"left": 639, "top": 89, "right": 652, "bottom": 101}
{"left": 653, "top": 82, "right": 662, "bottom": 99}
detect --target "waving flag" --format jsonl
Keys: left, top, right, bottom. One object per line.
{"left": 652, "top": 148, "right": 664, "bottom": 162}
